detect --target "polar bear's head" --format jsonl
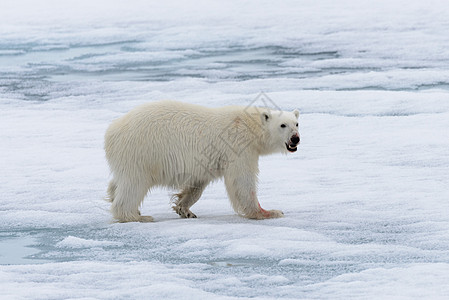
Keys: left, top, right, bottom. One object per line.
{"left": 261, "top": 109, "right": 300, "bottom": 154}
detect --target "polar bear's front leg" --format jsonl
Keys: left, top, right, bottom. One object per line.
{"left": 224, "top": 162, "right": 283, "bottom": 219}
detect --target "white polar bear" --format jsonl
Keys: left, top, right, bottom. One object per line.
{"left": 104, "top": 100, "right": 300, "bottom": 222}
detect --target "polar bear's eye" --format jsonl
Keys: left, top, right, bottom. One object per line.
{"left": 280, "top": 124, "right": 286, "bottom": 128}
{"left": 296, "top": 123, "right": 298, "bottom": 127}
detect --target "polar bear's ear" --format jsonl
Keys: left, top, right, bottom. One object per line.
{"left": 293, "top": 109, "right": 300, "bottom": 118}
{"left": 261, "top": 112, "right": 270, "bottom": 123}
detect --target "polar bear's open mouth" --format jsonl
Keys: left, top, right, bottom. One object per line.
{"left": 286, "top": 143, "right": 297, "bottom": 152}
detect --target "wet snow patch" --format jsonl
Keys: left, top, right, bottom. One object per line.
{"left": 0, "top": 236, "right": 48, "bottom": 265}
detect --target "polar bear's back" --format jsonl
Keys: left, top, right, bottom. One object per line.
{"left": 106, "top": 101, "right": 241, "bottom": 143}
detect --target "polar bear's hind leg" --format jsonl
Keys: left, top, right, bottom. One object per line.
{"left": 172, "top": 182, "right": 207, "bottom": 218}
{"left": 110, "top": 178, "right": 153, "bottom": 223}
{"left": 105, "top": 180, "right": 116, "bottom": 203}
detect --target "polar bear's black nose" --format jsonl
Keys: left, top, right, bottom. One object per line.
{"left": 291, "top": 135, "right": 300, "bottom": 144}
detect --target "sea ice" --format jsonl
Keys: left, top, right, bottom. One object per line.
{"left": 1, "top": 0, "right": 449, "bottom": 299}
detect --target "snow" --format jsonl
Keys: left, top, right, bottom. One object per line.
{"left": 55, "top": 237, "right": 124, "bottom": 249}
{"left": 1, "top": 0, "right": 449, "bottom": 299}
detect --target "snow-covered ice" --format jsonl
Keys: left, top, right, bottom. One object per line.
{"left": 1, "top": 0, "right": 449, "bottom": 299}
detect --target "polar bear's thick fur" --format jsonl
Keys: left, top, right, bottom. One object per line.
{"left": 104, "top": 100, "right": 300, "bottom": 222}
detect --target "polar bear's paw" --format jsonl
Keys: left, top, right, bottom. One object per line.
{"left": 255, "top": 209, "right": 284, "bottom": 219}
{"left": 173, "top": 205, "right": 197, "bottom": 219}
{"left": 266, "top": 209, "right": 284, "bottom": 218}
{"left": 115, "top": 214, "right": 154, "bottom": 223}
{"left": 139, "top": 215, "right": 154, "bottom": 222}
{"left": 250, "top": 204, "right": 284, "bottom": 219}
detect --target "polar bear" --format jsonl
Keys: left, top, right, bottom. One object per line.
{"left": 104, "top": 100, "right": 300, "bottom": 222}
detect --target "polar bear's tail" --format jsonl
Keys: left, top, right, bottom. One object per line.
{"left": 105, "top": 180, "right": 116, "bottom": 203}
